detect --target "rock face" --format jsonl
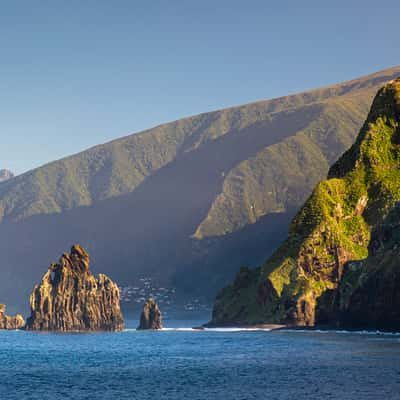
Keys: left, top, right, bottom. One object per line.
{"left": 0, "top": 169, "right": 14, "bottom": 183}
{"left": 333, "top": 204, "right": 400, "bottom": 331}
{"left": 137, "top": 298, "right": 162, "bottom": 330}
{"left": 210, "top": 78, "right": 400, "bottom": 329}
{"left": 0, "top": 304, "right": 25, "bottom": 329}
{"left": 25, "top": 245, "right": 124, "bottom": 332}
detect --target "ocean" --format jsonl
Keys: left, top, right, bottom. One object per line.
{"left": 1, "top": 320, "right": 400, "bottom": 399}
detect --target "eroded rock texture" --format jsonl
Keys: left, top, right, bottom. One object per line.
{"left": 25, "top": 245, "right": 124, "bottom": 332}
{"left": 137, "top": 298, "right": 162, "bottom": 330}
{"left": 0, "top": 304, "right": 24, "bottom": 329}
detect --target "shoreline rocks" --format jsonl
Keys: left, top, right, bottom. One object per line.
{"left": 0, "top": 304, "right": 25, "bottom": 330}
{"left": 137, "top": 298, "right": 162, "bottom": 330}
{"left": 25, "top": 244, "right": 124, "bottom": 332}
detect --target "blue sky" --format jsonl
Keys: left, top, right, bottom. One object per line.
{"left": 0, "top": 0, "right": 398, "bottom": 174}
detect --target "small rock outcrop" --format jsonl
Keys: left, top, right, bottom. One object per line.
{"left": 25, "top": 244, "right": 124, "bottom": 332}
{"left": 137, "top": 298, "right": 162, "bottom": 330}
{"left": 0, "top": 304, "right": 25, "bottom": 329}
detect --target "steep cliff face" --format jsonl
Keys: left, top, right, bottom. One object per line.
{"left": 0, "top": 304, "right": 24, "bottom": 329}
{"left": 25, "top": 245, "right": 124, "bottom": 332}
{"left": 210, "top": 78, "right": 400, "bottom": 328}
{"left": 137, "top": 298, "right": 162, "bottom": 330}
{"left": 332, "top": 204, "right": 400, "bottom": 330}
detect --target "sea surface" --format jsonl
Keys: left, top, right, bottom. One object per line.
{"left": 1, "top": 320, "right": 400, "bottom": 399}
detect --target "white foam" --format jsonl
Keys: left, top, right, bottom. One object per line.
{"left": 277, "top": 329, "right": 400, "bottom": 336}
{"left": 204, "top": 327, "right": 271, "bottom": 332}
{"left": 123, "top": 327, "right": 272, "bottom": 333}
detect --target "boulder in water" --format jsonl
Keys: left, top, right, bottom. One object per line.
{"left": 137, "top": 298, "right": 162, "bottom": 330}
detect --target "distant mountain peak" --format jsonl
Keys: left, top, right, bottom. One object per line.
{"left": 0, "top": 169, "right": 14, "bottom": 183}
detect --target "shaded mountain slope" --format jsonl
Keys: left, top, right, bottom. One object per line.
{"left": 1, "top": 67, "right": 400, "bottom": 314}
{"left": 210, "top": 78, "right": 400, "bottom": 329}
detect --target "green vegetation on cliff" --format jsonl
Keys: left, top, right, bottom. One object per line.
{"left": 210, "top": 78, "right": 400, "bottom": 327}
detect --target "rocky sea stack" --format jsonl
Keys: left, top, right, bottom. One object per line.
{"left": 210, "top": 78, "right": 400, "bottom": 330}
{"left": 137, "top": 298, "right": 162, "bottom": 330}
{"left": 25, "top": 245, "right": 124, "bottom": 332}
{"left": 0, "top": 304, "right": 24, "bottom": 330}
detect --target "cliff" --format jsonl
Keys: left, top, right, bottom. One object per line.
{"left": 137, "top": 298, "right": 162, "bottom": 330}
{"left": 210, "top": 78, "right": 400, "bottom": 329}
{"left": 25, "top": 245, "right": 124, "bottom": 332}
{"left": 329, "top": 204, "right": 400, "bottom": 330}
{"left": 0, "top": 304, "right": 24, "bottom": 329}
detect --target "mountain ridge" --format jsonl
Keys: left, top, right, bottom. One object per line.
{"left": 1, "top": 66, "right": 399, "bottom": 228}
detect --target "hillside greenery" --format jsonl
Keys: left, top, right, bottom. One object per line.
{"left": 210, "top": 78, "right": 400, "bottom": 327}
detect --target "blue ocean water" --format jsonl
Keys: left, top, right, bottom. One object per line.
{"left": 1, "top": 320, "right": 400, "bottom": 400}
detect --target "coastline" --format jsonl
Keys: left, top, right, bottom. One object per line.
{"left": 200, "top": 323, "right": 287, "bottom": 330}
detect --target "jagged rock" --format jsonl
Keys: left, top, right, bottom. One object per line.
{"left": 0, "top": 304, "right": 25, "bottom": 329}
{"left": 25, "top": 244, "right": 124, "bottom": 332}
{"left": 137, "top": 298, "right": 162, "bottom": 330}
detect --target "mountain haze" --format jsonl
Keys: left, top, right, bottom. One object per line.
{"left": 0, "top": 170, "right": 14, "bottom": 183}
{"left": 1, "top": 67, "right": 399, "bottom": 314}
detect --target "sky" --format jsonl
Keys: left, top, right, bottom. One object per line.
{"left": 0, "top": 0, "right": 398, "bottom": 174}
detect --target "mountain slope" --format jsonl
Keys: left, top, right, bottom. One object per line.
{"left": 210, "top": 78, "right": 400, "bottom": 328}
{"left": 0, "top": 170, "right": 14, "bottom": 183}
{"left": 0, "top": 67, "right": 399, "bottom": 314}
{"left": 1, "top": 67, "right": 399, "bottom": 229}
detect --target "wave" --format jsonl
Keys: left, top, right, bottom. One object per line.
{"left": 124, "top": 328, "right": 400, "bottom": 335}
{"left": 277, "top": 328, "right": 400, "bottom": 336}
{"left": 123, "top": 327, "right": 272, "bottom": 333}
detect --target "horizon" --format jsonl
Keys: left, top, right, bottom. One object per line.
{"left": 1, "top": 0, "right": 399, "bottom": 174}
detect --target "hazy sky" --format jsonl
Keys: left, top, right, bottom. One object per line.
{"left": 1, "top": 0, "right": 398, "bottom": 174}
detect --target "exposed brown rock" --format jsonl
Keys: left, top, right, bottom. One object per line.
{"left": 0, "top": 304, "right": 25, "bottom": 329}
{"left": 137, "top": 298, "right": 162, "bottom": 330}
{"left": 25, "top": 244, "right": 124, "bottom": 332}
